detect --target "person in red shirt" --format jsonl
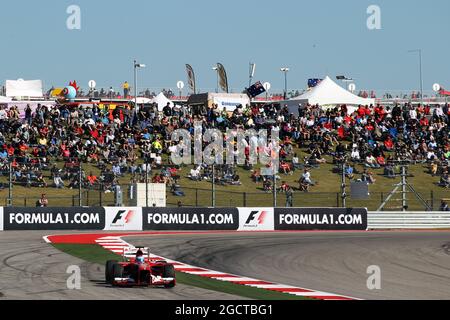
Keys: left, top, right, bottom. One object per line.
{"left": 337, "top": 126, "right": 345, "bottom": 139}
{"left": 90, "top": 128, "right": 99, "bottom": 139}
{"left": 357, "top": 106, "right": 365, "bottom": 117}
{"left": 152, "top": 174, "right": 162, "bottom": 183}
{"left": 87, "top": 172, "right": 98, "bottom": 187}
{"left": 7, "top": 145, "right": 14, "bottom": 156}
{"left": 419, "top": 117, "right": 429, "bottom": 127}
{"left": 365, "top": 122, "right": 375, "bottom": 132}
{"left": 323, "top": 121, "right": 332, "bottom": 131}
{"left": 384, "top": 138, "right": 394, "bottom": 151}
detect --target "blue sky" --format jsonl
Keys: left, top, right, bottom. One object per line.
{"left": 1, "top": 0, "right": 449, "bottom": 93}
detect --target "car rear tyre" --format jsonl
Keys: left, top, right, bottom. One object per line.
{"left": 105, "top": 260, "right": 118, "bottom": 284}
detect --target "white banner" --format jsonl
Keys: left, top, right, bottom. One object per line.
{"left": 104, "top": 207, "right": 142, "bottom": 231}
{"left": 6, "top": 79, "right": 43, "bottom": 97}
{"left": 134, "top": 183, "right": 166, "bottom": 207}
{"left": 213, "top": 95, "right": 250, "bottom": 111}
{"left": 238, "top": 208, "right": 274, "bottom": 231}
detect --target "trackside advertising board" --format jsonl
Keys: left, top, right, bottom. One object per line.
{"left": 275, "top": 208, "right": 368, "bottom": 231}
{"left": 238, "top": 208, "right": 274, "bottom": 231}
{"left": 104, "top": 207, "right": 143, "bottom": 231}
{"left": 3, "top": 207, "right": 105, "bottom": 230}
{"left": 143, "top": 207, "right": 239, "bottom": 230}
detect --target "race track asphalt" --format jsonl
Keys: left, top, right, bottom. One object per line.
{"left": 128, "top": 231, "right": 450, "bottom": 300}
{"left": 0, "top": 231, "right": 245, "bottom": 300}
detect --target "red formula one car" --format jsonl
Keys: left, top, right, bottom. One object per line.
{"left": 105, "top": 247, "right": 176, "bottom": 288}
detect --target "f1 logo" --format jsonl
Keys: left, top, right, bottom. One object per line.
{"left": 245, "top": 211, "right": 266, "bottom": 225}
{"left": 112, "top": 210, "right": 134, "bottom": 225}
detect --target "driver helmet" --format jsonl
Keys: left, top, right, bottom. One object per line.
{"left": 136, "top": 255, "right": 145, "bottom": 264}
{"left": 135, "top": 249, "right": 144, "bottom": 264}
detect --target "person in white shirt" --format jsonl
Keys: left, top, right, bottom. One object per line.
{"left": 301, "top": 169, "right": 314, "bottom": 185}
{"left": 351, "top": 148, "right": 361, "bottom": 161}
{"left": 435, "top": 106, "right": 444, "bottom": 116}
{"left": 0, "top": 107, "right": 8, "bottom": 120}
{"left": 365, "top": 154, "right": 380, "bottom": 168}
{"left": 189, "top": 166, "right": 201, "bottom": 181}
{"left": 292, "top": 153, "right": 300, "bottom": 170}
{"left": 155, "top": 155, "right": 162, "bottom": 166}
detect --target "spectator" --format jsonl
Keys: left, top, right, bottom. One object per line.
{"left": 53, "top": 174, "right": 64, "bottom": 189}
{"left": 439, "top": 172, "right": 450, "bottom": 188}
{"left": 189, "top": 166, "right": 201, "bottom": 181}
{"left": 122, "top": 81, "right": 130, "bottom": 98}
{"left": 280, "top": 182, "right": 293, "bottom": 207}
{"left": 361, "top": 169, "right": 376, "bottom": 184}
{"left": 87, "top": 172, "right": 98, "bottom": 188}
{"left": 365, "top": 154, "right": 381, "bottom": 168}
{"left": 37, "top": 193, "right": 48, "bottom": 207}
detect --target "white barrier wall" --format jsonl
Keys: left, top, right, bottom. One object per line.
{"left": 367, "top": 212, "right": 450, "bottom": 229}
{"left": 1, "top": 207, "right": 449, "bottom": 231}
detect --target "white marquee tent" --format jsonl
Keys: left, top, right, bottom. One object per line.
{"left": 283, "top": 76, "right": 375, "bottom": 114}
{"left": 151, "top": 92, "right": 175, "bottom": 111}
{"left": 5, "top": 79, "right": 43, "bottom": 97}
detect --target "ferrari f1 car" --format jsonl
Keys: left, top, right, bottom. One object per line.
{"left": 105, "top": 247, "right": 176, "bottom": 288}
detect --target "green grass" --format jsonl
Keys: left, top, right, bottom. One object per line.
{"left": 52, "top": 243, "right": 310, "bottom": 300}
{"left": 1, "top": 147, "right": 447, "bottom": 210}
{"left": 53, "top": 243, "right": 121, "bottom": 264}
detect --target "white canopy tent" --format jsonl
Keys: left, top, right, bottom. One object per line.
{"left": 283, "top": 76, "right": 375, "bottom": 114}
{"left": 5, "top": 79, "right": 43, "bottom": 97}
{"left": 150, "top": 92, "right": 175, "bottom": 111}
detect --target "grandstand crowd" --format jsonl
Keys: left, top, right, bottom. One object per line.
{"left": 0, "top": 101, "right": 448, "bottom": 197}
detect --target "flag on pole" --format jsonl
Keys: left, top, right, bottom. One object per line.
{"left": 185, "top": 64, "right": 196, "bottom": 94}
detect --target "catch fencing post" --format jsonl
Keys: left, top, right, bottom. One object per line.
{"left": 195, "top": 188, "right": 198, "bottom": 207}
{"left": 7, "top": 161, "right": 12, "bottom": 207}
{"left": 99, "top": 185, "right": 103, "bottom": 206}
{"left": 211, "top": 164, "right": 216, "bottom": 208}
{"left": 78, "top": 163, "right": 82, "bottom": 206}
{"left": 272, "top": 173, "right": 277, "bottom": 207}
{"left": 430, "top": 190, "right": 434, "bottom": 211}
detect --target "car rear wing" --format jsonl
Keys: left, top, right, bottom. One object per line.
{"left": 121, "top": 246, "right": 151, "bottom": 261}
